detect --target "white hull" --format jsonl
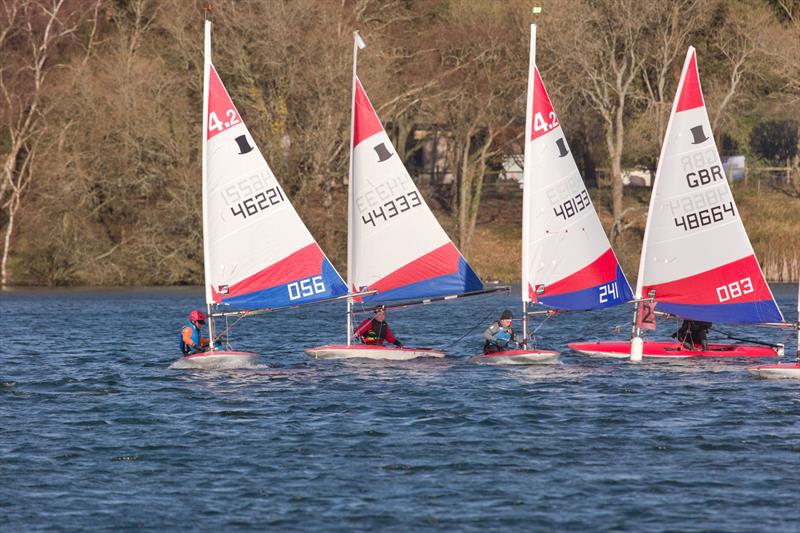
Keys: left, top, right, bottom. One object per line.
{"left": 304, "top": 344, "right": 444, "bottom": 361}
{"left": 570, "top": 348, "right": 632, "bottom": 359}
{"left": 468, "top": 349, "right": 560, "bottom": 365}
{"left": 170, "top": 351, "right": 259, "bottom": 370}
{"left": 748, "top": 364, "right": 800, "bottom": 379}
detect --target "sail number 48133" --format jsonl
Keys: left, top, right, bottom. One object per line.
{"left": 288, "top": 276, "right": 325, "bottom": 301}
{"left": 716, "top": 277, "right": 753, "bottom": 303}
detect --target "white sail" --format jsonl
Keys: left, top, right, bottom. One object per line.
{"left": 202, "top": 20, "right": 346, "bottom": 311}
{"left": 636, "top": 47, "right": 782, "bottom": 324}
{"left": 349, "top": 78, "right": 483, "bottom": 303}
{"left": 523, "top": 64, "right": 632, "bottom": 311}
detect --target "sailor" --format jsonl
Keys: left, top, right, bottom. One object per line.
{"left": 354, "top": 305, "right": 403, "bottom": 347}
{"left": 482, "top": 310, "right": 516, "bottom": 354}
{"left": 180, "top": 309, "right": 210, "bottom": 355}
{"left": 674, "top": 319, "right": 711, "bottom": 351}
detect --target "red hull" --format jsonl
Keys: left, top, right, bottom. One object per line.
{"left": 568, "top": 340, "right": 779, "bottom": 359}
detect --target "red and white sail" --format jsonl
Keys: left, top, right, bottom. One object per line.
{"left": 636, "top": 47, "right": 782, "bottom": 324}
{"left": 349, "top": 78, "right": 482, "bottom": 303}
{"left": 202, "top": 21, "right": 346, "bottom": 310}
{"left": 522, "top": 67, "right": 632, "bottom": 310}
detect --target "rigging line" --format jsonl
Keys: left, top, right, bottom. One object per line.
{"left": 449, "top": 308, "right": 497, "bottom": 346}
{"left": 708, "top": 327, "right": 783, "bottom": 348}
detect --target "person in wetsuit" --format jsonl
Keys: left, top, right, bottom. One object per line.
{"left": 482, "top": 309, "right": 517, "bottom": 354}
{"left": 354, "top": 305, "right": 402, "bottom": 347}
{"left": 674, "top": 319, "right": 712, "bottom": 351}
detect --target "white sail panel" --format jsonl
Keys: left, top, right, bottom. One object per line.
{"left": 204, "top": 64, "right": 346, "bottom": 309}
{"left": 350, "top": 78, "right": 482, "bottom": 302}
{"left": 637, "top": 47, "right": 782, "bottom": 324}
{"left": 524, "top": 67, "right": 631, "bottom": 310}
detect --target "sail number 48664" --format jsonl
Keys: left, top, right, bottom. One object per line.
{"left": 716, "top": 277, "right": 753, "bottom": 303}
{"left": 288, "top": 276, "right": 325, "bottom": 301}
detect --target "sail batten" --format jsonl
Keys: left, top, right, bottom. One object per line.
{"left": 636, "top": 47, "right": 783, "bottom": 324}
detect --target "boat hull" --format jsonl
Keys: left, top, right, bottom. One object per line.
{"left": 568, "top": 340, "right": 780, "bottom": 359}
{"left": 468, "top": 349, "right": 560, "bottom": 365}
{"left": 747, "top": 363, "right": 800, "bottom": 379}
{"left": 170, "top": 350, "right": 259, "bottom": 369}
{"left": 304, "top": 344, "right": 444, "bottom": 360}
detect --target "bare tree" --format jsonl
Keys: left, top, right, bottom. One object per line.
{"left": 0, "top": 0, "right": 101, "bottom": 287}
{"left": 548, "top": 0, "right": 662, "bottom": 242}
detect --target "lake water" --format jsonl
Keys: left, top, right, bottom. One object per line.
{"left": 1, "top": 285, "right": 798, "bottom": 531}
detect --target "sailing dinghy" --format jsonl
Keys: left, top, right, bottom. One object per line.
{"left": 305, "top": 33, "right": 499, "bottom": 361}
{"left": 749, "top": 282, "right": 800, "bottom": 378}
{"left": 174, "top": 19, "right": 349, "bottom": 369}
{"left": 469, "top": 23, "right": 631, "bottom": 365}
{"left": 569, "top": 47, "right": 786, "bottom": 360}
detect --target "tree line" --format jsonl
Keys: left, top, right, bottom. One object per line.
{"left": 1, "top": 0, "right": 798, "bottom": 287}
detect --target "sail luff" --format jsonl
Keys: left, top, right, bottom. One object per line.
{"left": 202, "top": 20, "right": 215, "bottom": 349}
{"left": 202, "top": 20, "right": 213, "bottom": 307}
{"left": 346, "top": 32, "right": 361, "bottom": 345}
{"left": 634, "top": 47, "right": 695, "bottom": 301}
{"left": 521, "top": 22, "right": 536, "bottom": 341}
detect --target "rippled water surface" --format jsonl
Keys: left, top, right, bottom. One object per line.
{"left": 2, "top": 285, "right": 799, "bottom": 532}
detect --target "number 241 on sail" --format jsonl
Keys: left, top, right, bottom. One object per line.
{"left": 599, "top": 282, "right": 619, "bottom": 303}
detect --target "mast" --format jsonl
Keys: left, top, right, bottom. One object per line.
{"left": 347, "top": 31, "right": 365, "bottom": 345}
{"left": 202, "top": 14, "right": 215, "bottom": 349}
{"left": 796, "top": 279, "right": 799, "bottom": 362}
{"left": 521, "top": 20, "right": 536, "bottom": 347}
{"left": 629, "top": 45, "right": 698, "bottom": 361}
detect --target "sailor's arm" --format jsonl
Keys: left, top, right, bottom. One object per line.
{"left": 182, "top": 326, "right": 196, "bottom": 347}
{"left": 482, "top": 323, "right": 499, "bottom": 341}
{"left": 353, "top": 318, "right": 372, "bottom": 337}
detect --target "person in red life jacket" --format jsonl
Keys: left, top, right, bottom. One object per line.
{"left": 354, "top": 305, "right": 402, "bottom": 347}
{"left": 180, "top": 309, "right": 210, "bottom": 355}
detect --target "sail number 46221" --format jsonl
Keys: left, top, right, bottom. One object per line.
{"left": 533, "top": 111, "right": 559, "bottom": 134}
{"left": 716, "top": 277, "right": 753, "bottom": 303}
{"left": 288, "top": 276, "right": 325, "bottom": 301}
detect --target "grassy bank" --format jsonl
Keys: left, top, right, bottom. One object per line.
{"left": 466, "top": 183, "right": 800, "bottom": 284}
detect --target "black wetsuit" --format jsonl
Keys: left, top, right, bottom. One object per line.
{"left": 675, "top": 320, "right": 712, "bottom": 350}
